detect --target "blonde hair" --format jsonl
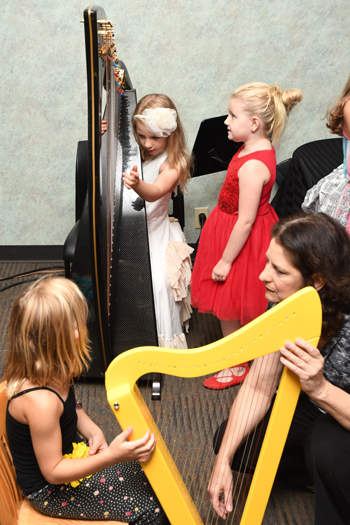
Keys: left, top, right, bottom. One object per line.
{"left": 132, "top": 94, "right": 191, "bottom": 191}
{"left": 326, "top": 75, "right": 350, "bottom": 136}
{"left": 3, "top": 277, "right": 91, "bottom": 398}
{"left": 231, "top": 82, "right": 303, "bottom": 147}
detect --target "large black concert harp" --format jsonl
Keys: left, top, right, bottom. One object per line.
{"left": 71, "top": 6, "right": 159, "bottom": 389}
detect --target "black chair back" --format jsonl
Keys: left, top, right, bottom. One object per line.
{"left": 272, "top": 138, "right": 343, "bottom": 218}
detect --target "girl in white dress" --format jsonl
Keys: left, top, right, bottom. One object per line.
{"left": 123, "top": 94, "right": 192, "bottom": 349}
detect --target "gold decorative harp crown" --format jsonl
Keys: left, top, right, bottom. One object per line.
{"left": 97, "top": 18, "right": 125, "bottom": 93}
{"left": 105, "top": 287, "right": 322, "bottom": 524}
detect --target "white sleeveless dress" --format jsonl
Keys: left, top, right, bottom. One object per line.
{"left": 143, "top": 150, "right": 193, "bottom": 348}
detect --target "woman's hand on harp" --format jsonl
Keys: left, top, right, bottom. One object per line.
{"left": 208, "top": 458, "right": 233, "bottom": 518}
{"left": 280, "top": 339, "right": 326, "bottom": 398}
{"left": 123, "top": 165, "right": 140, "bottom": 190}
{"left": 101, "top": 120, "right": 107, "bottom": 134}
{"left": 108, "top": 426, "right": 156, "bottom": 464}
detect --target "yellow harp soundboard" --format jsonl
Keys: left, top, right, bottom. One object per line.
{"left": 105, "top": 287, "right": 322, "bottom": 524}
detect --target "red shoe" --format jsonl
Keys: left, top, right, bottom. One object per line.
{"left": 203, "top": 363, "right": 249, "bottom": 390}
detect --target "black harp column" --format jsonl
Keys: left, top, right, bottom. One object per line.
{"left": 72, "top": 6, "right": 159, "bottom": 388}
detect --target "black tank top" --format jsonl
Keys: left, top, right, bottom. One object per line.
{"left": 6, "top": 386, "right": 78, "bottom": 493}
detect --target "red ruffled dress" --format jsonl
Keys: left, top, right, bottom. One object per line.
{"left": 191, "top": 146, "right": 278, "bottom": 325}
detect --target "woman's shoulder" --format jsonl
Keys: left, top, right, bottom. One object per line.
{"left": 321, "top": 313, "right": 350, "bottom": 389}
{"left": 322, "top": 313, "right": 350, "bottom": 356}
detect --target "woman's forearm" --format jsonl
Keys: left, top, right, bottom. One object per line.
{"left": 309, "top": 381, "right": 350, "bottom": 431}
{"left": 218, "top": 381, "right": 273, "bottom": 465}
{"left": 208, "top": 354, "right": 282, "bottom": 517}
{"left": 217, "top": 353, "right": 281, "bottom": 464}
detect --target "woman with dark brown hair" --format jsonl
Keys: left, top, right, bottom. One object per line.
{"left": 209, "top": 213, "right": 350, "bottom": 525}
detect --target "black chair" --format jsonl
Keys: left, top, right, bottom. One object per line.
{"left": 272, "top": 138, "right": 343, "bottom": 218}
{"left": 276, "top": 158, "right": 291, "bottom": 187}
{"left": 63, "top": 141, "right": 89, "bottom": 278}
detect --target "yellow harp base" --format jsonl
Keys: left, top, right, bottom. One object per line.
{"left": 105, "top": 287, "right": 322, "bottom": 524}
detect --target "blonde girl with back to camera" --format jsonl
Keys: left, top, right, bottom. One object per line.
{"left": 4, "top": 276, "right": 169, "bottom": 523}
{"left": 191, "top": 82, "right": 303, "bottom": 390}
{"left": 123, "top": 94, "right": 193, "bottom": 349}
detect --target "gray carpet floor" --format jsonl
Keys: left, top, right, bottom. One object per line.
{"left": 0, "top": 262, "right": 314, "bottom": 524}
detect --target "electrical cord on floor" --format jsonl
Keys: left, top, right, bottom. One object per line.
{"left": 0, "top": 278, "right": 39, "bottom": 293}
{"left": 0, "top": 266, "right": 64, "bottom": 282}
{"left": 0, "top": 267, "right": 64, "bottom": 293}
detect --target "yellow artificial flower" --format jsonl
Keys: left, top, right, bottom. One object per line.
{"left": 63, "top": 442, "right": 92, "bottom": 488}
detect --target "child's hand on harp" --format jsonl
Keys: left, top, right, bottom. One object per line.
{"left": 108, "top": 427, "right": 156, "bottom": 464}
{"left": 123, "top": 165, "right": 141, "bottom": 190}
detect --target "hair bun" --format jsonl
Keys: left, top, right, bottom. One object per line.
{"left": 282, "top": 89, "right": 303, "bottom": 114}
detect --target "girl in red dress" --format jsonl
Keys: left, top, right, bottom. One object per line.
{"left": 191, "top": 82, "right": 303, "bottom": 389}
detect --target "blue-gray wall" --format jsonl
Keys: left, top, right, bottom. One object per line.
{"left": 1, "top": 1, "right": 349, "bottom": 245}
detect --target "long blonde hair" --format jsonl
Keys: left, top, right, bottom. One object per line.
{"left": 231, "top": 82, "right": 303, "bottom": 147}
{"left": 326, "top": 75, "right": 350, "bottom": 136}
{"left": 3, "top": 277, "right": 91, "bottom": 398}
{"left": 132, "top": 94, "right": 191, "bottom": 191}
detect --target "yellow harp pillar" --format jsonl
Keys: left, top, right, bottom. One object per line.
{"left": 105, "top": 287, "right": 322, "bottom": 524}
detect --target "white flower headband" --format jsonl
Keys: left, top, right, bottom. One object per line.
{"left": 134, "top": 108, "right": 177, "bottom": 137}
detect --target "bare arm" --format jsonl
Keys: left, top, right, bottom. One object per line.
{"left": 208, "top": 352, "right": 283, "bottom": 518}
{"left": 25, "top": 391, "right": 156, "bottom": 485}
{"left": 212, "top": 159, "right": 270, "bottom": 281}
{"left": 281, "top": 338, "right": 350, "bottom": 430}
{"left": 122, "top": 160, "right": 179, "bottom": 202}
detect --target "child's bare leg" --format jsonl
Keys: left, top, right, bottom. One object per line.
{"left": 203, "top": 318, "right": 249, "bottom": 389}
{"left": 220, "top": 318, "right": 242, "bottom": 337}
{"left": 216, "top": 319, "right": 245, "bottom": 380}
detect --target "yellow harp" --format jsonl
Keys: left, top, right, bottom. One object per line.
{"left": 105, "top": 287, "right": 321, "bottom": 524}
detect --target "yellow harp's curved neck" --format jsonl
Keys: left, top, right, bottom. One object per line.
{"left": 106, "top": 287, "right": 321, "bottom": 389}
